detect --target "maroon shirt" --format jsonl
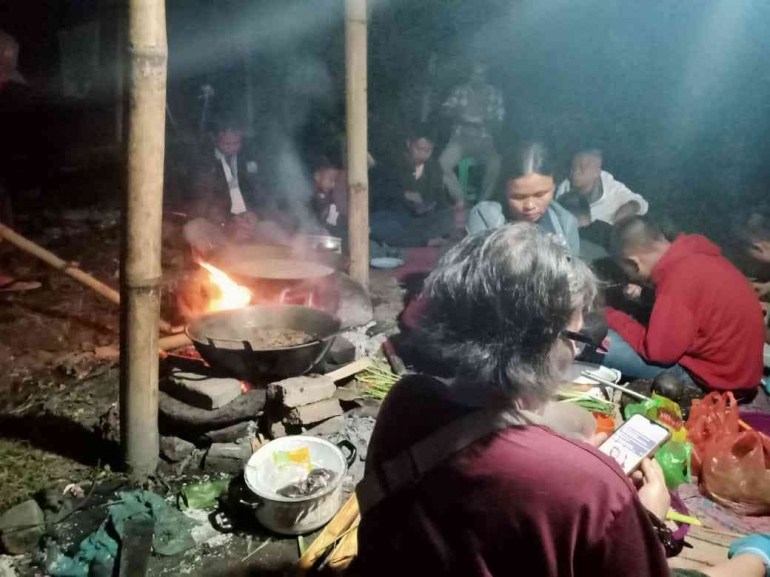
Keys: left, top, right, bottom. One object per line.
{"left": 352, "top": 375, "right": 670, "bottom": 577}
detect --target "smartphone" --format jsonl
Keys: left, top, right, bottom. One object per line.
{"left": 598, "top": 414, "right": 671, "bottom": 475}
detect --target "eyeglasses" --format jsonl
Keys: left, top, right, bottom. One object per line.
{"left": 561, "top": 329, "right": 606, "bottom": 355}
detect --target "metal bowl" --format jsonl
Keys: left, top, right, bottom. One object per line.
{"left": 186, "top": 305, "right": 341, "bottom": 383}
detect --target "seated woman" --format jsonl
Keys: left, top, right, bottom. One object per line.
{"left": 466, "top": 141, "right": 580, "bottom": 256}
{"left": 353, "top": 223, "right": 769, "bottom": 577}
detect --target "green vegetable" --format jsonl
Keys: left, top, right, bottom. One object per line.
{"left": 557, "top": 390, "right": 616, "bottom": 415}
{"left": 356, "top": 363, "right": 400, "bottom": 400}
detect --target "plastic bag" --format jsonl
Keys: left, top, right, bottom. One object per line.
{"left": 656, "top": 440, "right": 692, "bottom": 490}
{"left": 699, "top": 430, "right": 770, "bottom": 515}
{"left": 625, "top": 395, "right": 692, "bottom": 489}
{"left": 685, "top": 392, "right": 740, "bottom": 475}
{"left": 624, "top": 393, "right": 687, "bottom": 442}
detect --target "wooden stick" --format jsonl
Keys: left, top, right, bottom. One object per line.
{"left": 382, "top": 340, "right": 407, "bottom": 375}
{"left": 0, "top": 223, "right": 178, "bottom": 334}
{"left": 580, "top": 371, "right": 649, "bottom": 401}
{"left": 294, "top": 494, "right": 360, "bottom": 573}
{"left": 121, "top": 0, "right": 168, "bottom": 479}
{"left": 345, "top": 0, "right": 369, "bottom": 286}
{"left": 325, "top": 357, "right": 374, "bottom": 382}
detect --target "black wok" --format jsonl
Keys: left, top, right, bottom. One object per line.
{"left": 186, "top": 305, "right": 341, "bottom": 383}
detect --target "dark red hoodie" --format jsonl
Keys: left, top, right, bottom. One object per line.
{"left": 606, "top": 234, "right": 764, "bottom": 391}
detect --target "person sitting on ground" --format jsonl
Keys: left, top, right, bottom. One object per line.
{"left": 558, "top": 190, "right": 615, "bottom": 262}
{"left": 370, "top": 124, "right": 463, "bottom": 247}
{"left": 183, "top": 115, "right": 286, "bottom": 257}
{"left": 602, "top": 216, "right": 764, "bottom": 403}
{"left": 351, "top": 223, "right": 770, "bottom": 577}
{"left": 556, "top": 149, "right": 649, "bottom": 224}
{"left": 439, "top": 61, "right": 504, "bottom": 202}
{"left": 466, "top": 141, "right": 580, "bottom": 256}
{"left": 305, "top": 154, "right": 346, "bottom": 239}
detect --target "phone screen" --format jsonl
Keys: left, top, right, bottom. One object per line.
{"left": 598, "top": 414, "right": 671, "bottom": 474}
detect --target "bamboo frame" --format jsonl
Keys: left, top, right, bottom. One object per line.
{"left": 345, "top": 0, "right": 369, "bottom": 286}
{"left": 121, "top": 0, "right": 168, "bottom": 478}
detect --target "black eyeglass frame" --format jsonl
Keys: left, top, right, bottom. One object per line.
{"left": 560, "top": 329, "right": 607, "bottom": 354}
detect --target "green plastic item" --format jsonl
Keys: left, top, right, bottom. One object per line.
{"left": 457, "top": 156, "right": 479, "bottom": 202}
{"left": 180, "top": 478, "right": 231, "bottom": 510}
{"left": 656, "top": 440, "right": 693, "bottom": 490}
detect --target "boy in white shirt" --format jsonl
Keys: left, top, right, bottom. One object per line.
{"left": 556, "top": 149, "right": 648, "bottom": 224}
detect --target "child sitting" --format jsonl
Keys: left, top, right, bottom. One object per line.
{"left": 556, "top": 149, "right": 648, "bottom": 224}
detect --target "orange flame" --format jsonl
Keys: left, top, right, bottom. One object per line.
{"left": 198, "top": 261, "right": 252, "bottom": 312}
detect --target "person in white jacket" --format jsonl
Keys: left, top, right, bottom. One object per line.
{"left": 555, "top": 150, "right": 648, "bottom": 224}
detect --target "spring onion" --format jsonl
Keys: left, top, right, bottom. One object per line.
{"left": 557, "top": 390, "right": 616, "bottom": 415}
{"left": 356, "top": 363, "right": 400, "bottom": 400}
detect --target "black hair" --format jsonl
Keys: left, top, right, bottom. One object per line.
{"left": 406, "top": 122, "right": 438, "bottom": 145}
{"left": 413, "top": 222, "right": 596, "bottom": 405}
{"left": 310, "top": 154, "right": 339, "bottom": 174}
{"left": 503, "top": 142, "right": 555, "bottom": 184}
{"left": 574, "top": 149, "right": 603, "bottom": 163}
{"left": 211, "top": 113, "right": 246, "bottom": 135}
{"left": 558, "top": 191, "right": 591, "bottom": 220}
{"left": 611, "top": 215, "right": 667, "bottom": 257}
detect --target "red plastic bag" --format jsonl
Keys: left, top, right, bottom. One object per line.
{"left": 699, "top": 430, "right": 770, "bottom": 515}
{"left": 685, "top": 392, "right": 740, "bottom": 475}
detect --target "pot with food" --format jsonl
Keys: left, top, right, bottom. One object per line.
{"left": 186, "top": 304, "right": 341, "bottom": 382}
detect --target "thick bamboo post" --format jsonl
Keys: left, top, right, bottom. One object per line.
{"left": 345, "top": 0, "right": 369, "bottom": 286}
{"left": 121, "top": 0, "right": 167, "bottom": 478}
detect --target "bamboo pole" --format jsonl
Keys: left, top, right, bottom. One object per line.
{"left": 0, "top": 224, "right": 177, "bottom": 334}
{"left": 121, "top": 0, "right": 168, "bottom": 478}
{"left": 345, "top": 0, "right": 369, "bottom": 286}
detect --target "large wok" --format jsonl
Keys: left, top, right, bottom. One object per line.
{"left": 211, "top": 243, "right": 343, "bottom": 314}
{"left": 186, "top": 305, "right": 341, "bottom": 383}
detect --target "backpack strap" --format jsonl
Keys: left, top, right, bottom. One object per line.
{"left": 356, "top": 406, "right": 540, "bottom": 516}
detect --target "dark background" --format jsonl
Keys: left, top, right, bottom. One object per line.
{"left": 2, "top": 0, "right": 769, "bottom": 243}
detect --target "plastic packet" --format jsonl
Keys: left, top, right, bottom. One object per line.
{"left": 656, "top": 440, "right": 692, "bottom": 490}
{"left": 272, "top": 446, "right": 312, "bottom": 471}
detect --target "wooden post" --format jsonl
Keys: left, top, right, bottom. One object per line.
{"left": 114, "top": 3, "right": 125, "bottom": 145}
{"left": 345, "top": 0, "right": 369, "bottom": 286}
{"left": 121, "top": 0, "right": 167, "bottom": 478}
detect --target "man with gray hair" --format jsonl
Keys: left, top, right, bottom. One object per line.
{"left": 556, "top": 149, "right": 648, "bottom": 224}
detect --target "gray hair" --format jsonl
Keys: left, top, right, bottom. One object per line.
{"left": 413, "top": 222, "right": 597, "bottom": 405}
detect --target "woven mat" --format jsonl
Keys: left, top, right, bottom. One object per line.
{"left": 678, "top": 482, "right": 770, "bottom": 534}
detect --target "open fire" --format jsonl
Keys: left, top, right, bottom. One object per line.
{"left": 198, "top": 261, "right": 252, "bottom": 313}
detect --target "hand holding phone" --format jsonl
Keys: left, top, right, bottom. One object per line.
{"left": 598, "top": 414, "right": 671, "bottom": 475}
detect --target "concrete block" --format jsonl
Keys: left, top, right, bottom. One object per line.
{"left": 284, "top": 399, "right": 343, "bottom": 427}
{"left": 203, "top": 443, "right": 253, "bottom": 475}
{"left": 163, "top": 369, "right": 243, "bottom": 410}
{"left": 0, "top": 500, "right": 45, "bottom": 554}
{"left": 160, "top": 436, "right": 196, "bottom": 462}
{"left": 268, "top": 420, "right": 288, "bottom": 439}
{"left": 268, "top": 375, "right": 335, "bottom": 408}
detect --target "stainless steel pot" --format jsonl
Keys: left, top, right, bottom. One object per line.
{"left": 241, "top": 436, "right": 357, "bottom": 535}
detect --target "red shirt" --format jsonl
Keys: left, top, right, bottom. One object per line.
{"left": 606, "top": 235, "right": 764, "bottom": 391}
{"left": 352, "top": 375, "right": 670, "bottom": 577}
